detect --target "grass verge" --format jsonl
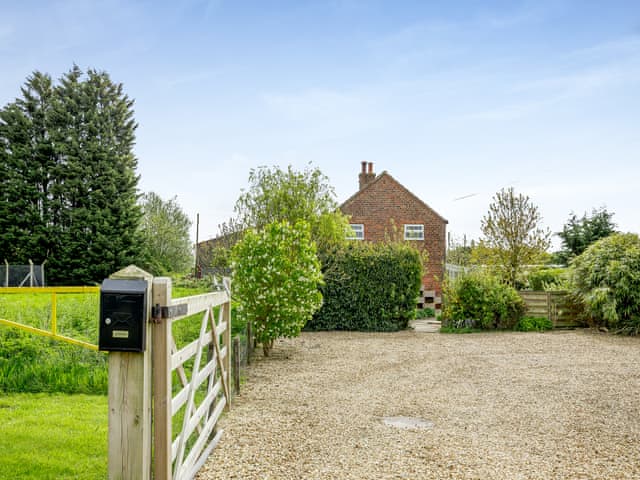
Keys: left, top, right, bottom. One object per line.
{"left": 0, "top": 393, "right": 107, "bottom": 480}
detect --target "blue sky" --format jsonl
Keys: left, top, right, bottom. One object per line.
{"left": 2, "top": 0, "right": 639, "bottom": 249}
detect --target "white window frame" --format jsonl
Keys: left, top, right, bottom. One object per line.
{"left": 404, "top": 224, "right": 424, "bottom": 241}
{"left": 348, "top": 224, "right": 364, "bottom": 240}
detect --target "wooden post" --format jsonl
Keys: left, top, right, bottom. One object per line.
{"left": 107, "top": 266, "right": 153, "bottom": 480}
{"left": 152, "top": 277, "right": 173, "bottom": 480}
{"left": 233, "top": 336, "right": 240, "bottom": 394}
{"left": 223, "top": 278, "right": 231, "bottom": 410}
{"left": 246, "top": 321, "right": 251, "bottom": 365}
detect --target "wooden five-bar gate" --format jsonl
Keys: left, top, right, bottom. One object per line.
{"left": 107, "top": 266, "right": 231, "bottom": 480}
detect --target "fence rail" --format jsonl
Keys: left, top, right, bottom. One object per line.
{"left": 0, "top": 286, "right": 99, "bottom": 350}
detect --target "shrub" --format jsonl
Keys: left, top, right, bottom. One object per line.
{"left": 231, "top": 220, "right": 323, "bottom": 356}
{"left": 570, "top": 233, "right": 640, "bottom": 335}
{"left": 442, "top": 271, "right": 525, "bottom": 330}
{"left": 308, "top": 242, "right": 422, "bottom": 331}
{"left": 415, "top": 307, "right": 436, "bottom": 319}
{"left": 515, "top": 316, "right": 553, "bottom": 332}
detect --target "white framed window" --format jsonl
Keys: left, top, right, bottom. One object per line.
{"left": 404, "top": 224, "right": 424, "bottom": 240}
{"left": 348, "top": 224, "right": 364, "bottom": 240}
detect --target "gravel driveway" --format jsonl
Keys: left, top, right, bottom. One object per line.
{"left": 198, "top": 329, "right": 640, "bottom": 479}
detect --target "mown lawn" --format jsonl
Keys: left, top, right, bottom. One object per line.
{"left": 0, "top": 393, "right": 107, "bottom": 480}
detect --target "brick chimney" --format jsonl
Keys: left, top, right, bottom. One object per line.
{"left": 358, "top": 161, "right": 376, "bottom": 190}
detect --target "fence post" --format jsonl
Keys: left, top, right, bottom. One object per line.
{"left": 223, "top": 278, "right": 231, "bottom": 410}
{"left": 246, "top": 321, "right": 252, "bottom": 365}
{"left": 233, "top": 336, "right": 240, "bottom": 394}
{"left": 152, "top": 277, "right": 173, "bottom": 480}
{"left": 107, "top": 266, "right": 153, "bottom": 480}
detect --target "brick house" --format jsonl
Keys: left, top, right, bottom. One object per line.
{"left": 340, "top": 162, "right": 448, "bottom": 304}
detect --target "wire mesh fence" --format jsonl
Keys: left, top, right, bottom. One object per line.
{"left": 1, "top": 262, "right": 46, "bottom": 287}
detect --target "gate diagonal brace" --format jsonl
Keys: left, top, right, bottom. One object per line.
{"left": 151, "top": 303, "right": 188, "bottom": 323}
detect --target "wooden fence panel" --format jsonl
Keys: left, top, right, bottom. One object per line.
{"left": 518, "top": 291, "right": 582, "bottom": 328}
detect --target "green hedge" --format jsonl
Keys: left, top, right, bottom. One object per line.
{"left": 307, "top": 242, "right": 422, "bottom": 331}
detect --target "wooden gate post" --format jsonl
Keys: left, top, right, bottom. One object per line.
{"left": 222, "top": 278, "right": 231, "bottom": 409}
{"left": 152, "top": 277, "right": 173, "bottom": 480}
{"left": 107, "top": 266, "right": 153, "bottom": 480}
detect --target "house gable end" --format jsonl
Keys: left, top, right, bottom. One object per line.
{"left": 341, "top": 171, "right": 448, "bottom": 225}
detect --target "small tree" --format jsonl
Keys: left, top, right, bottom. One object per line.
{"left": 480, "top": 187, "right": 551, "bottom": 286}
{"left": 234, "top": 164, "right": 351, "bottom": 251}
{"left": 138, "top": 192, "right": 193, "bottom": 275}
{"left": 231, "top": 221, "right": 323, "bottom": 356}
{"left": 571, "top": 233, "right": 640, "bottom": 335}
{"left": 556, "top": 207, "right": 616, "bottom": 264}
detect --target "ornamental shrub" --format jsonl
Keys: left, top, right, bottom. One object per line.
{"left": 231, "top": 220, "right": 323, "bottom": 356}
{"left": 570, "top": 233, "right": 640, "bottom": 335}
{"left": 442, "top": 271, "right": 525, "bottom": 330}
{"left": 308, "top": 242, "right": 422, "bottom": 331}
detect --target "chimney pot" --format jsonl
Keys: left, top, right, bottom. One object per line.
{"left": 358, "top": 161, "right": 377, "bottom": 190}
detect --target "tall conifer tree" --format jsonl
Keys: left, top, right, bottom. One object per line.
{"left": 0, "top": 66, "right": 141, "bottom": 284}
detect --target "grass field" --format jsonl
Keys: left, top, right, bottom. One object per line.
{"left": 0, "top": 393, "right": 107, "bottom": 480}
{"left": 0, "top": 280, "right": 240, "bottom": 478}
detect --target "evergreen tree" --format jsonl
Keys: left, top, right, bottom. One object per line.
{"left": 0, "top": 66, "right": 141, "bottom": 284}
{"left": 556, "top": 208, "right": 616, "bottom": 264}
{"left": 0, "top": 72, "right": 57, "bottom": 264}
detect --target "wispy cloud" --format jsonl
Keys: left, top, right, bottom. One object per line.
{"left": 153, "top": 69, "right": 222, "bottom": 90}
{"left": 263, "top": 88, "right": 365, "bottom": 121}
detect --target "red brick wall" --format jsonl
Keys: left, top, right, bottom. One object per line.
{"left": 341, "top": 173, "right": 447, "bottom": 295}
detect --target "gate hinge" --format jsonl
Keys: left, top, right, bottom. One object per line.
{"left": 151, "top": 303, "right": 188, "bottom": 323}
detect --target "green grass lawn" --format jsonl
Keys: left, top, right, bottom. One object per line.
{"left": 0, "top": 393, "right": 107, "bottom": 480}
{"left": 0, "top": 282, "right": 239, "bottom": 479}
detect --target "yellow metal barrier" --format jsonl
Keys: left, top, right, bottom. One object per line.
{"left": 0, "top": 286, "right": 100, "bottom": 351}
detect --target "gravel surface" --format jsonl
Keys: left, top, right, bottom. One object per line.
{"left": 198, "top": 329, "right": 640, "bottom": 480}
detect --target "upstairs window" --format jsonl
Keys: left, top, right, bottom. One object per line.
{"left": 348, "top": 224, "right": 364, "bottom": 240}
{"left": 404, "top": 224, "right": 424, "bottom": 241}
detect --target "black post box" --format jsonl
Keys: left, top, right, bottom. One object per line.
{"left": 99, "top": 278, "right": 148, "bottom": 352}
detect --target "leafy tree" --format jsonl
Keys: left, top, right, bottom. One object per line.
{"left": 231, "top": 220, "right": 323, "bottom": 356}
{"left": 138, "top": 192, "right": 193, "bottom": 275}
{"left": 570, "top": 233, "right": 640, "bottom": 335}
{"left": 234, "top": 164, "right": 351, "bottom": 251}
{"left": 480, "top": 187, "right": 551, "bottom": 286}
{"left": 0, "top": 66, "right": 141, "bottom": 284}
{"left": 556, "top": 207, "right": 616, "bottom": 264}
